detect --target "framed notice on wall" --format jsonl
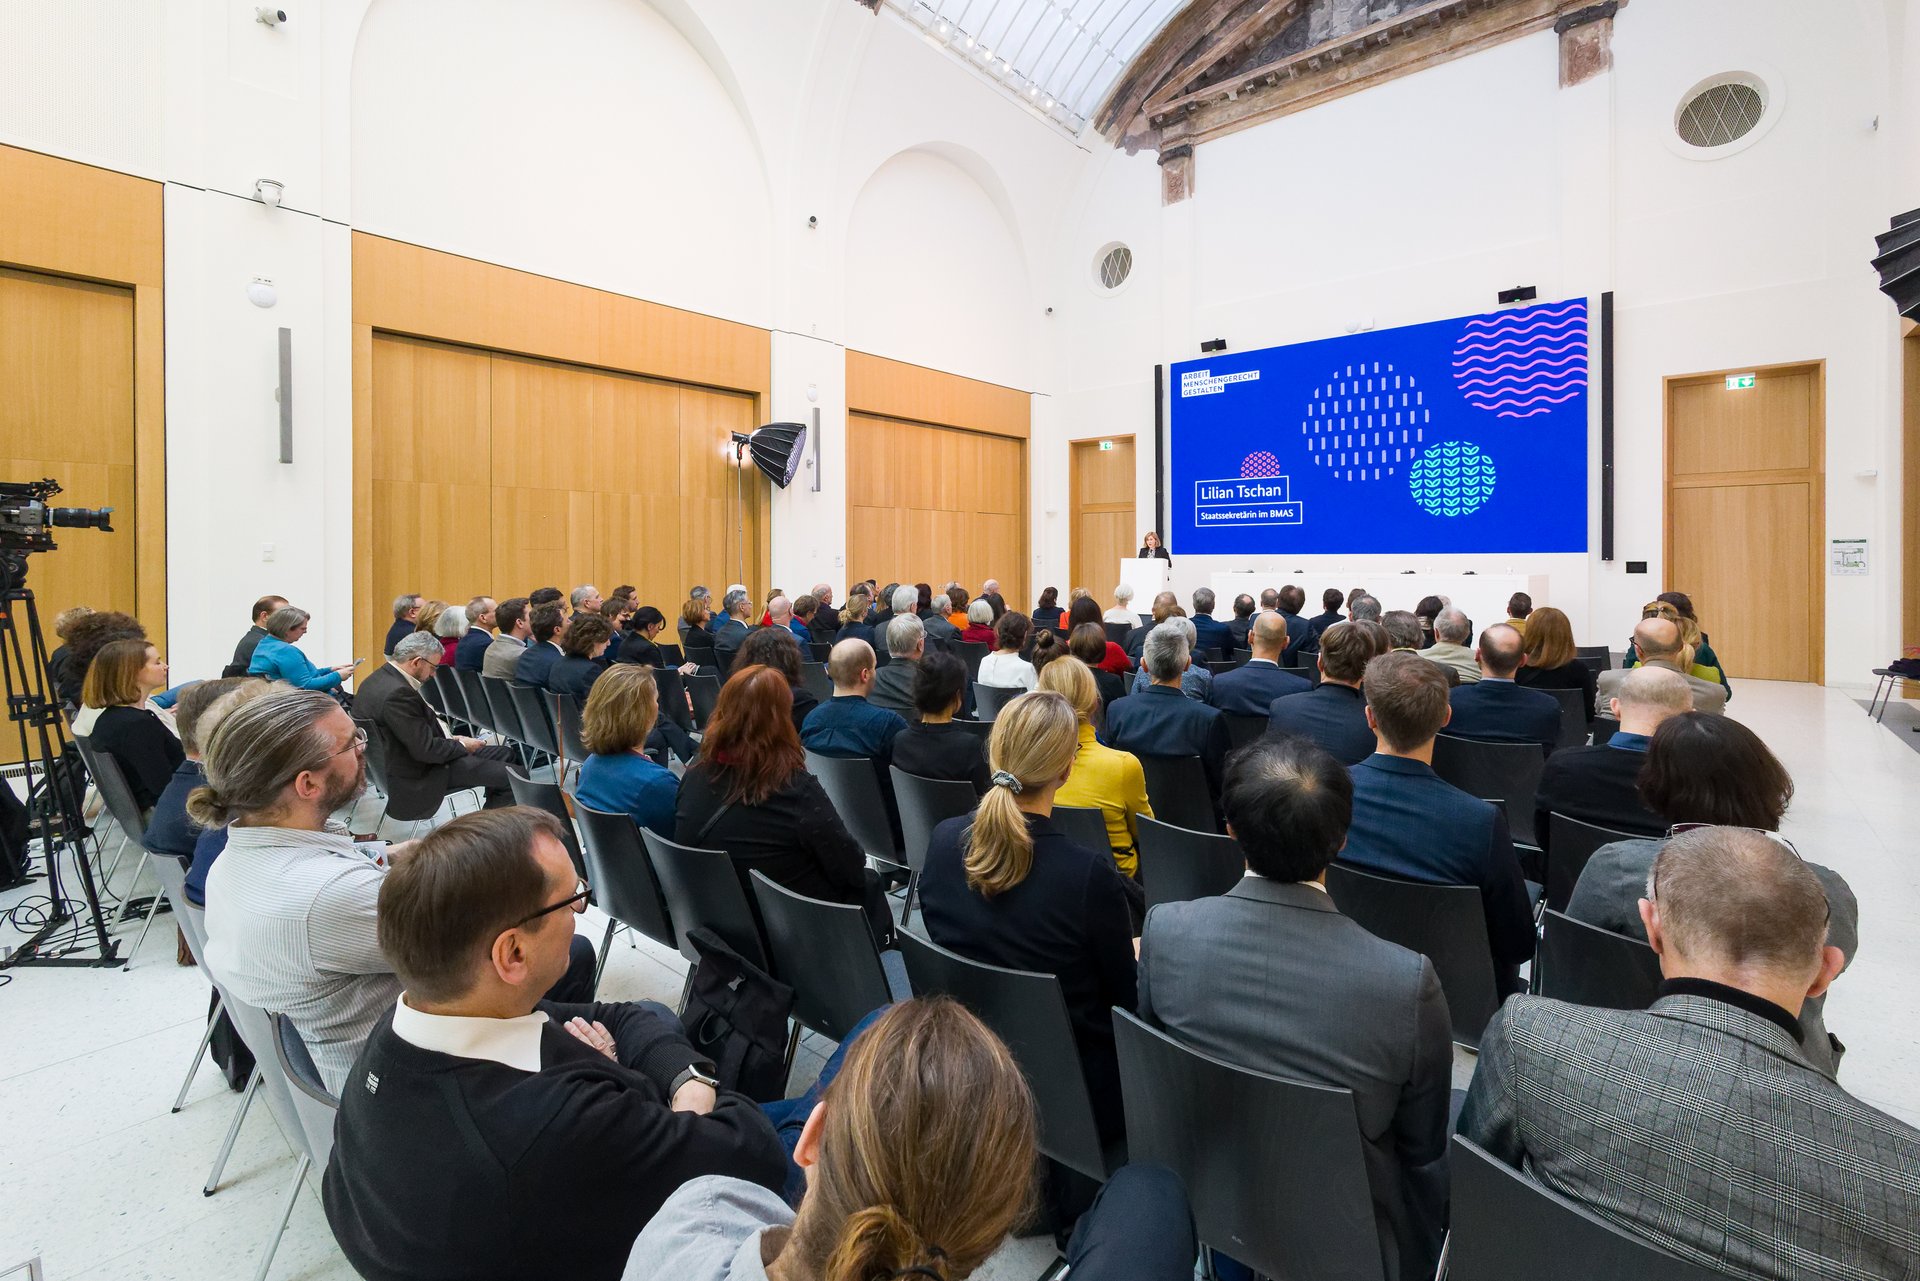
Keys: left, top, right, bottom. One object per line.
{"left": 1830, "top": 538, "right": 1868, "bottom": 576}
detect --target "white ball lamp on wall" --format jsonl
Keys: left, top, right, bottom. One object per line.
{"left": 247, "top": 277, "right": 278, "bottom": 309}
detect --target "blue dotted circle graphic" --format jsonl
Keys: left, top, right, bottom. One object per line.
{"left": 1408, "top": 441, "right": 1496, "bottom": 517}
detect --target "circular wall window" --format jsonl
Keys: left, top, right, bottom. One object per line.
{"left": 1095, "top": 243, "right": 1133, "bottom": 291}
{"left": 1670, "top": 71, "right": 1781, "bottom": 158}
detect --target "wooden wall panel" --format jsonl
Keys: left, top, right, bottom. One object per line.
{"left": 846, "top": 351, "right": 1030, "bottom": 440}
{"left": 490, "top": 354, "right": 595, "bottom": 493}
{"left": 1670, "top": 369, "right": 1815, "bottom": 478}
{"left": 591, "top": 373, "right": 681, "bottom": 498}
{"left": 370, "top": 335, "right": 490, "bottom": 486}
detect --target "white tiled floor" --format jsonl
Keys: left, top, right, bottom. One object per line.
{"left": 2, "top": 679, "right": 1914, "bottom": 1278}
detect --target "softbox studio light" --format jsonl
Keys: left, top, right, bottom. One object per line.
{"left": 738, "top": 421, "right": 809, "bottom": 488}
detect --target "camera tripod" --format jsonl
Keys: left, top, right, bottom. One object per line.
{"left": 0, "top": 551, "right": 121, "bottom": 968}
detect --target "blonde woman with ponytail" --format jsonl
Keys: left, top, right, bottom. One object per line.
{"left": 914, "top": 690, "right": 1139, "bottom": 1145}
{"left": 626, "top": 997, "right": 1199, "bottom": 1281}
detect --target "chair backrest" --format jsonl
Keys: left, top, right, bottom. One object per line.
{"left": 750, "top": 872, "right": 892, "bottom": 1042}
{"left": 147, "top": 849, "right": 206, "bottom": 955}
{"left": 684, "top": 638, "right": 717, "bottom": 668}
{"left": 1137, "top": 754, "right": 1217, "bottom": 834}
{"left": 969, "top": 682, "right": 1023, "bottom": 723}
{"left": 76, "top": 741, "right": 150, "bottom": 848}
{"left": 555, "top": 694, "right": 590, "bottom": 765}
{"left": 799, "top": 662, "right": 833, "bottom": 704}
{"left": 952, "top": 640, "right": 990, "bottom": 681}
{"left": 895, "top": 930, "right": 1112, "bottom": 1182}
{"left": 507, "top": 683, "right": 561, "bottom": 757}
{"left": 1220, "top": 712, "right": 1269, "bottom": 750}
{"left": 478, "top": 675, "right": 528, "bottom": 747}
{"left": 1573, "top": 645, "right": 1613, "bottom": 672}
{"left": 432, "top": 665, "right": 474, "bottom": 731}
{"left": 1114, "top": 1010, "right": 1384, "bottom": 1281}
{"left": 452, "top": 667, "right": 495, "bottom": 735}
{"left": 1204, "top": 658, "right": 1238, "bottom": 676}
{"left": 1230, "top": 647, "right": 1253, "bottom": 666}
{"left": 1448, "top": 1135, "right": 1722, "bottom": 1280}
{"left": 1104, "top": 621, "right": 1131, "bottom": 645}
{"left": 204, "top": 978, "right": 305, "bottom": 1165}
{"left": 1325, "top": 862, "right": 1500, "bottom": 1049}
{"left": 417, "top": 665, "right": 450, "bottom": 717}
{"left": 1049, "top": 804, "right": 1113, "bottom": 856}
{"left": 686, "top": 672, "right": 721, "bottom": 730}
{"left": 1535, "top": 909, "right": 1664, "bottom": 1011}
{"left": 808, "top": 641, "right": 834, "bottom": 664}
{"left": 649, "top": 665, "right": 695, "bottom": 734}
{"left": 573, "top": 802, "right": 677, "bottom": 952}
{"left": 949, "top": 718, "right": 992, "bottom": 745}
{"left": 889, "top": 767, "right": 977, "bottom": 877}
{"left": 1137, "top": 815, "right": 1244, "bottom": 910}
{"left": 804, "top": 750, "right": 901, "bottom": 863}
{"left": 1589, "top": 717, "right": 1618, "bottom": 747}
{"left": 270, "top": 1011, "right": 340, "bottom": 1169}
{"left": 640, "top": 828, "right": 766, "bottom": 968}
{"left": 1431, "top": 733, "right": 1546, "bottom": 847}
{"left": 507, "top": 769, "right": 587, "bottom": 881}
{"left": 1544, "top": 686, "right": 1589, "bottom": 751}
{"left": 1544, "top": 812, "right": 1642, "bottom": 914}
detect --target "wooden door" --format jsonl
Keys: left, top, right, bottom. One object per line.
{"left": 1665, "top": 364, "right": 1823, "bottom": 683}
{"left": 1070, "top": 436, "right": 1135, "bottom": 602}
{"left": 0, "top": 265, "right": 138, "bottom": 666}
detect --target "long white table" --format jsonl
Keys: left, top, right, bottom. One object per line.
{"left": 1207, "top": 571, "right": 1549, "bottom": 635}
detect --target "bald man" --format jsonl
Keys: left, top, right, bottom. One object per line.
{"left": 1534, "top": 666, "right": 1691, "bottom": 843}
{"left": 1206, "top": 611, "right": 1311, "bottom": 715}
{"left": 799, "top": 638, "right": 906, "bottom": 770}
{"left": 1445, "top": 622, "right": 1564, "bottom": 756}
{"left": 1597, "top": 616, "right": 1726, "bottom": 715}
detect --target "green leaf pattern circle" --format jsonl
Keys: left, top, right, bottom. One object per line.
{"left": 1409, "top": 440, "right": 1495, "bottom": 517}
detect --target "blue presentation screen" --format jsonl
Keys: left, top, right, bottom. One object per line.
{"left": 1168, "top": 298, "right": 1589, "bottom": 555}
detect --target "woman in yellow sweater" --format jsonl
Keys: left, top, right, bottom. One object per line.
{"left": 1038, "top": 656, "right": 1153, "bottom": 878}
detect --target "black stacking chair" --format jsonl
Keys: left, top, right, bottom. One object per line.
{"left": 508, "top": 683, "right": 563, "bottom": 763}
{"left": 952, "top": 640, "right": 990, "bottom": 682}
{"left": 1573, "top": 645, "right": 1613, "bottom": 673}
{"left": 751, "top": 873, "right": 892, "bottom": 1042}
{"left": 888, "top": 767, "right": 977, "bottom": 924}
{"left": 1325, "top": 862, "right": 1499, "bottom": 1049}
{"left": 1534, "top": 910, "right": 1663, "bottom": 1011}
{"left": 1050, "top": 804, "right": 1113, "bottom": 857}
{"left": 452, "top": 668, "right": 496, "bottom": 736}
{"left": 653, "top": 665, "right": 696, "bottom": 733}
{"left": 507, "top": 769, "right": 587, "bottom": 882}
{"left": 1447, "top": 1135, "right": 1722, "bottom": 1280}
{"left": 1220, "top": 712, "right": 1268, "bottom": 750}
{"left": 1104, "top": 622, "right": 1131, "bottom": 646}
{"left": 1432, "top": 733, "right": 1546, "bottom": 847}
{"left": 479, "top": 675, "right": 530, "bottom": 757}
{"left": 970, "top": 683, "right": 1023, "bottom": 722}
{"left": 1589, "top": 718, "right": 1618, "bottom": 747}
{"left": 1543, "top": 687, "right": 1589, "bottom": 751}
{"left": 799, "top": 662, "right": 833, "bottom": 704}
{"left": 575, "top": 803, "right": 680, "bottom": 996}
{"left": 640, "top": 829, "right": 766, "bottom": 969}
{"left": 686, "top": 672, "right": 721, "bottom": 730}
{"left": 1115, "top": 1010, "right": 1384, "bottom": 1281}
{"left": 804, "top": 750, "right": 905, "bottom": 870}
{"left": 1137, "top": 816, "right": 1244, "bottom": 910}
{"left": 1137, "top": 754, "right": 1217, "bottom": 834}
{"left": 1544, "top": 813, "right": 1640, "bottom": 914}
{"left": 556, "top": 695, "right": 590, "bottom": 767}
{"left": 809, "top": 641, "right": 834, "bottom": 663}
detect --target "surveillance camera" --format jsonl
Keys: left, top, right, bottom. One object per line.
{"left": 255, "top": 7, "right": 286, "bottom": 25}
{"left": 807, "top": 215, "right": 818, "bottom": 229}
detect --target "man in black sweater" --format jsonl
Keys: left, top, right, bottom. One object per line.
{"left": 323, "top": 807, "right": 787, "bottom": 1281}
{"left": 1533, "top": 665, "right": 1691, "bottom": 851}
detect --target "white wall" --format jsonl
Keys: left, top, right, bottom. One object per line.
{"left": 1043, "top": 0, "right": 1911, "bottom": 689}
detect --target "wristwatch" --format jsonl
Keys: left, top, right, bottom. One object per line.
{"left": 669, "top": 1064, "right": 721, "bottom": 1097}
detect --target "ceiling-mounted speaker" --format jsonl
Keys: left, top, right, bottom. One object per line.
{"left": 737, "top": 422, "right": 809, "bottom": 488}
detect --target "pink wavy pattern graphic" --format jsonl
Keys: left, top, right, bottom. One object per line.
{"left": 1452, "top": 300, "right": 1589, "bottom": 418}
{"left": 1240, "top": 450, "right": 1283, "bottom": 479}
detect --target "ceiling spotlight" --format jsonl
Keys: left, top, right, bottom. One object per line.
{"left": 935, "top": 19, "right": 949, "bottom": 34}
{"left": 964, "top": 35, "right": 974, "bottom": 47}
{"left": 1043, "top": 97, "right": 1054, "bottom": 108}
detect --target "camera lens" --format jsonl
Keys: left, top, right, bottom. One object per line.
{"left": 48, "top": 507, "right": 114, "bottom": 532}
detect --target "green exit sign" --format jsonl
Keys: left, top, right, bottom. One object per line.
{"left": 1726, "top": 373, "right": 1756, "bottom": 390}
{"left": 1098, "top": 439, "right": 1115, "bottom": 451}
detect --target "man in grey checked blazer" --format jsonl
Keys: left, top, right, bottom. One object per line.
{"left": 1460, "top": 827, "right": 1920, "bottom": 1280}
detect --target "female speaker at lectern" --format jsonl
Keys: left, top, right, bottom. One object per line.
{"left": 1138, "top": 531, "right": 1172, "bottom": 564}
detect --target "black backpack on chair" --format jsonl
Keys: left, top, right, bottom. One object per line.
{"left": 678, "top": 926, "right": 795, "bottom": 1103}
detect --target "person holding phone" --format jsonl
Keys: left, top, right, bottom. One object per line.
{"left": 248, "top": 605, "right": 360, "bottom": 690}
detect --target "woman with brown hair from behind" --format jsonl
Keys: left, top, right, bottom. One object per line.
{"left": 625, "top": 996, "right": 1197, "bottom": 1281}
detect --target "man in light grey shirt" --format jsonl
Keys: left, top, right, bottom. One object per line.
{"left": 482, "top": 596, "right": 534, "bottom": 680}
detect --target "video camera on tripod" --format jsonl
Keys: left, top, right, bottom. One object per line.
{"left": 0, "top": 477, "right": 114, "bottom": 561}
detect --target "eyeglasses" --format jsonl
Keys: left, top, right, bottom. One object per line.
{"left": 1656, "top": 824, "right": 1829, "bottom": 924}
{"left": 512, "top": 876, "right": 591, "bottom": 927}
{"left": 331, "top": 726, "right": 369, "bottom": 758}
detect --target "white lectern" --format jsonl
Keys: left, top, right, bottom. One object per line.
{"left": 1118, "top": 558, "right": 1170, "bottom": 604}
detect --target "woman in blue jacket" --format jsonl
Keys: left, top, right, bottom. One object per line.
{"left": 248, "top": 606, "right": 358, "bottom": 690}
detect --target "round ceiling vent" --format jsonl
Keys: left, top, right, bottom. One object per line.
{"left": 1096, "top": 243, "right": 1133, "bottom": 291}
{"left": 1675, "top": 74, "right": 1769, "bottom": 150}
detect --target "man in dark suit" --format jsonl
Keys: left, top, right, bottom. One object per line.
{"left": 454, "top": 595, "right": 496, "bottom": 672}
{"left": 867, "top": 614, "right": 923, "bottom": 721}
{"left": 1305, "top": 587, "right": 1345, "bottom": 641}
{"left": 1270, "top": 585, "right": 1312, "bottom": 666}
{"left": 915, "top": 583, "right": 960, "bottom": 643}
{"left": 1188, "top": 588, "right": 1235, "bottom": 661}
{"left": 1224, "top": 593, "right": 1256, "bottom": 652}
{"left": 1533, "top": 665, "right": 1690, "bottom": 846}
{"left": 807, "top": 582, "right": 840, "bottom": 641}
{"left": 1444, "top": 623, "right": 1562, "bottom": 756}
{"left": 1141, "top": 736, "right": 1451, "bottom": 1281}
{"left": 1123, "top": 591, "right": 1177, "bottom": 660}
{"left": 1266, "top": 621, "right": 1378, "bottom": 765}
{"left": 1345, "top": 651, "right": 1535, "bottom": 993}
{"left": 1209, "top": 612, "right": 1310, "bottom": 716}
{"left": 227, "top": 594, "right": 286, "bottom": 677}
{"left": 384, "top": 593, "right": 422, "bottom": 657}
{"left": 359, "top": 633, "right": 519, "bottom": 811}
{"left": 1105, "top": 621, "right": 1230, "bottom": 805}
{"left": 1461, "top": 828, "right": 1918, "bottom": 1281}
{"left": 712, "top": 588, "right": 753, "bottom": 675}
{"left": 513, "top": 604, "right": 569, "bottom": 690}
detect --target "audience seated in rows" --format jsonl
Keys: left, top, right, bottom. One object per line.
{"left": 197, "top": 689, "right": 595, "bottom": 1092}
{"left": 1206, "top": 612, "right": 1309, "bottom": 715}
{"left": 1306, "top": 586, "right": 1345, "bottom": 640}
{"left": 1107, "top": 622, "right": 1229, "bottom": 807}
{"left": 144, "top": 676, "right": 253, "bottom": 871}
{"left": 383, "top": 593, "right": 421, "bottom": 657}
{"left": 628, "top": 997, "right": 1197, "bottom": 1281}
{"left": 1344, "top": 651, "right": 1535, "bottom": 994}
{"left": 1599, "top": 615, "right": 1726, "bottom": 715}
{"left": 1104, "top": 582, "right": 1138, "bottom": 626}
{"left": 358, "top": 632, "right": 519, "bottom": 811}
{"left": 1129, "top": 615, "right": 1213, "bottom": 701}
{"left": 1268, "top": 585, "right": 1313, "bottom": 665}
{"left": 320, "top": 808, "right": 790, "bottom": 1281}
{"left": 1444, "top": 623, "right": 1562, "bottom": 756}
{"left": 919, "top": 690, "right": 1137, "bottom": 1145}
{"left": 713, "top": 589, "right": 753, "bottom": 671}
{"left": 1070, "top": 594, "right": 1134, "bottom": 674}
{"left": 1068, "top": 623, "right": 1130, "bottom": 708}
{"left": 1418, "top": 609, "right": 1479, "bottom": 685}
{"left": 890, "top": 649, "right": 989, "bottom": 795}
{"left": 1264, "top": 620, "right": 1378, "bottom": 765}
{"left": 575, "top": 665, "right": 679, "bottom": 839}
{"left": 1032, "top": 585, "right": 1065, "bottom": 634}
{"left": 976, "top": 610, "right": 1037, "bottom": 690}
{"left": 1189, "top": 588, "right": 1235, "bottom": 660}
{"left": 1511, "top": 605, "right": 1597, "bottom": 720}
{"left": 227, "top": 595, "right": 287, "bottom": 677}
{"left": 1140, "top": 734, "right": 1450, "bottom": 1281}
{"left": 453, "top": 596, "right": 496, "bottom": 672}
{"left": 1041, "top": 657, "right": 1151, "bottom": 878}
{"left": 737, "top": 625, "right": 816, "bottom": 735}
{"left": 1381, "top": 610, "right": 1424, "bottom": 652}
{"left": 1122, "top": 591, "right": 1176, "bottom": 660}
{"left": 867, "top": 612, "right": 923, "bottom": 721}
{"left": 75, "top": 637, "right": 182, "bottom": 813}
{"left": 802, "top": 638, "right": 907, "bottom": 774}
{"left": 1566, "top": 712, "right": 1858, "bottom": 1075}
{"left": 1624, "top": 591, "right": 1732, "bottom": 699}
{"left": 916, "top": 584, "right": 960, "bottom": 643}
{"left": 550, "top": 613, "right": 616, "bottom": 700}
{"left": 431, "top": 603, "right": 467, "bottom": 667}
{"left": 1533, "top": 665, "right": 1691, "bottom": 843}
{"left": 183, "top": 681, "right": 277, "bottom": 904}
{"left": 679, "top": 592, "right": 715, "bottom": 650}
{"left": 251, "top": 606, "right": 355, "bottom": 692}
{"left": 481, "top": 597, "right": 532, "bottom": 678}
{"left": 1461, "top": 827, "right": 1918, "bottom": 1280}
{"left": 514, "top": 604, "right": 570, "bottom": 689}
{"left": 834, "top": 588, "right": 875, "bottom": 649}
{"left": 676, "top": 665, "right": 891, "bottom": 944}
{"left": 1225, "top": 593, "right": 1256, "bottom": 651}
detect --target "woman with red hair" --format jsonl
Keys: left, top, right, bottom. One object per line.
{"left": 672, "top": 665, "right": 890, "bottom": 943}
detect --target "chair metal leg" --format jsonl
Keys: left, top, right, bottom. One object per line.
{"left": 251, "top": 1151, "right": 310, "bottom": 1281}
{"left": 113, "top": 853, "right": 153, "bottom": 925}
{"left": 594, "top": 919, "right": 617, "bottom": 994}
{"left": 677, "top": 966, "right": 696, "bottom": 1016}
{"left": 175, "top": 993, "right": 223, "bottom": 1112}
{"left": 783, "top": 1020, "right": 801, "bottom": 1073}
{"left": 206, "top": 1066, "right": 261, "bottom": 1195}
{"left": 1035, "top": 1256, "right": 1069, "bottom": 1281}
{"left": 128, "top": 888, "right": 167, "bottom": 963}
